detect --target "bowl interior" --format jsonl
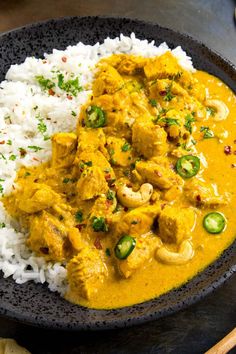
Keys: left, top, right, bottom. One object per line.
{"left": 0, "top": 16, "right": 236, "bottom": 330}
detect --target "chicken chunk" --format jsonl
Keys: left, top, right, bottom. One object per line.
{"left": 184, "top": 178, "right": 228, "bottom": 208}
{"left": 93, "top": 64, "right": 124, "bottom": 96}
{"left": 158, "top": 206, "right": 195, "bottom": 244}
{"left": 52, "top": 132, "right": 77, "bottom": 168}
{"left": 90, "top": 194, "right": 117, "bottom": 218}
{"left": 28, "top": 211, "right": 69, "bottom": 261}
{"left": 135, "top": 159, "right": 181, "bottom": 190}
{"left": 132, "top": 119, "right": 168, "bottom": 158}
{"left": 144, "top": 52, "right": 181, "bottom": 81}
{"left": 116, "top": 204, "right": 161, "bottom": 237}
{"left": 118, "top": 234, "right": 161, "bottom": 278}
{"left": 77, "top": 127, "right": 108, "bottom": 157}
{"left": 106, "top": 136, "right": 132, "bottom": 167}
{"left": 76, "top": 166, "right": 109, "bottom": 200}
{"left": 74, "top": 150, "right": 114, "bottom": 178}
{"left": 103, "top": 54, "right": 147, "bottom": 75}
{"left": 17, "top": 183, "right": 61, "bottom": 214}
{"left": 67, "top": 247, "right": 108, "bottom": 299}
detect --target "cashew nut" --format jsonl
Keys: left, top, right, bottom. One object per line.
{"left": 205, "top": 99, "right": 229, "bottom": 121}
{"left": 156, "top": 240, "right": 194, "bottom": 265}
{"left": 117, "top": 183, "right": 153, "bottom": 208}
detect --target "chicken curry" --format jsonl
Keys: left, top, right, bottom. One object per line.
{"left": 3, "top": 52, "right": 236, "bottom": 309}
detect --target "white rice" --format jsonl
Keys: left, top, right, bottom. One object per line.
{"left": 0, "top": 33, "right": 195, "bottom": 295}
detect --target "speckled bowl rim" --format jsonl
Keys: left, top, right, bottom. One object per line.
{"left": 0, "top": 16, "right": 235, "bottom": 331}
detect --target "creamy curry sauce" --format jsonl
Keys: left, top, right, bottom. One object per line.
{"left": 3, "top": 53, "right": 236, "bottom": 309}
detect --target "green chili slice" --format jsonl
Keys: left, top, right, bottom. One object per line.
{"left": 176, "top": 155, "right": 200, "bottom": 178}
{"left": 114, "top": 235, "right": 136, "bottom": 260}
{"left": 85, "top": 105, "right": 106, "bottom": 128}
{"left": 203, "top": 212, "right": 226, "bottom": 234}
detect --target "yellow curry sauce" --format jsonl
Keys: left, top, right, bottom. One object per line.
{"left": 3, "top": 53, "right": 236, "bottom": 309}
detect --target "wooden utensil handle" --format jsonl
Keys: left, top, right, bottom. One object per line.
{"left": 205, "top": 328, "right": 236, "bottom": 354}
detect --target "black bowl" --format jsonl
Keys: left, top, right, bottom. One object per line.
{"left": 0, "top": 16, "right": 236, "bottom": 331}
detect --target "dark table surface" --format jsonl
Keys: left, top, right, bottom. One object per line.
{"left": 0, "top": 1, "right": 236, "bottom": 353}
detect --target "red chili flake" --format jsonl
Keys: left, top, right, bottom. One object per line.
{"left": 105, "top": 173, "right": 111, "bottom": 180}
{"left": 196, "top": 195, "right": 201, "bottom": 202}
{"left": 40, "top": 247, "right": 49, "bottom": 254}
{"left": 231, "top": 164, "right": 236, "bottom": 168}
{"left": 155, "top": 170, "right": 162, "bottom": 177}
{"left": 159, "top": 90, "right": 167, "bottom": 96}
{"left": 61, "top": 56, "right": 67, "bottom": 63}
{"left": 48, "top": 88, "right": 55, "bottom": 96}
{"left": 75, "top": 224, "right": 85, "bottom": 231}
{"left": 33, "top": 157, "right": 39, "bottom": 162}
{"left": 234, "top": 140, "right": 236, "bottom": 144}
{"left": 94, "top": 237, "right": 102, "bottom": 250}
{"left": 106, "top": 200, "right": 113, "bottom": 207}
{"left": 234, "top": 151, "right": 236, "bottom": 155}
{"left": 124, "top": 207, "right": 129, "bottom": 212}
{"left": 224, "top": 145, "right": 232, "bottom": 155}
{"left": 0, "top": 141, "right": 5, "bottom": 144}
{"left": 19, "top": 148, "right": 27, "bottom": 157}
{"left": 67, "top": 95, "right": 73, "bottom": 100}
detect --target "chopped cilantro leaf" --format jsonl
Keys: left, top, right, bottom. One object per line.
{"left": 181, "top": 143, "right": 192, "bottom": 151}
{"left": 163, "top": 118, "right": 180, "bottom": 126}
{"left": 184, "top": 114, "right": 195, "bottom": 133}
{"left": 91, "top": 216, "right": 108, "bottom": 232}
{"left": 154, "top": 116, "right": 180, "bottom": 126}
{"left": 200, "top": 126, "right": 214, "bottom": 139}
{"left": 75, "top": 210, "right": 83, "bottom": 223}
{"left": 0, "top": 222, "right": 6, "bottom": 228}
{"left": 105, "top": 248, "right": 111, "bottom": 256}
{"left": 109, "top": 148, "right": 115, "bottom": 156}
{"left": 121, "top": 142, "right": 131, "bottom": 152}
{"left": 57, "top": 73, "right": 82, "bottom": 97}
{"left": 164, "top": 90, "right": 174, "bottom": 101}
{"left": 84, "top": 161, "right": 92, "bottom": 167}
{"left": 149, "top": 98, "right": 157, "bottom": 107}
{"left": 28, "top": 146, "right": 43, "bottom": 152}
{"left": 35, "top": 75, "right": 55, "bottom": 91}
{"left": 206, "top": 106, "right": 216, "bottom": 116}
{"left": 62, "top": 177, "right": 75, "bottom": 184}
{"left": 9, "top": 155, "right": 16, "bottom": 161}
{"left": 37, "top": 119, "right": 47, "bottom": 134}
{"left": 7, "top": 140, "right": 12, "bottom": 146}
{"left": 107, "top": 190, "right": 115, "bottom": 200}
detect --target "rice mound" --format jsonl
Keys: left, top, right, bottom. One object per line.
{"left": 0, "top": 33, "right": 195, "bottom": 295}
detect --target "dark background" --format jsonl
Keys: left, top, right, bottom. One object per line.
{"left": 0, "top": 1, "right": 236, "bottom": 353}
